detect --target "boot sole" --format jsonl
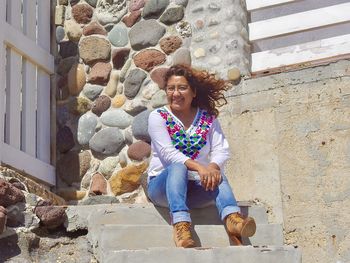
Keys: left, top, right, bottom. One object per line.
{"left": 240, "top": 217, "right": 256, "bottom": 237}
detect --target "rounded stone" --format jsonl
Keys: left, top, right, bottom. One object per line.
{"left": 0, "top": 179, "right": 25, "bottom": 207}
{"left": 77, "top": 111, "right": 99, "bottom": 145}
{"left": 175, "top": 20, "right": 192, "bottom": 38}
{"left": 150, "top": 67, "right": 169, "bottom": 89}
{"left": 151, "top": 90, "right": 168, "bottom": 108}
{"left": 88, "top": 62, "right": 112, "bottom": 85}
{"left": 85, "top": 0, "right": 97, "bottom": 7}
{"left": 105, "top": 70, "right": 119, "bottom": 97}
{"left": 56, "top": 26, "right": 65, "bottom": 43}
{"left": 89, "top": 173, "right": 107, "bottom": 195}
{"left": 56, "top": 126, "right": 75, "bottom": 153}
{"left": 120, "top": 58, "right": 132, "bottom": 82}
{"left": 129, "top": 19, "right": 166, "bottom": 50}
{"left": 100, "top": 108, "right": 133, "bottom": 129}
{"left": 122, "top": 10, "right": 141, "bottom": 27}
{"left": 83, "top": 21, "right": 108, "bottom": 36}
{"left": 79, "top": 36, "right": 111, "bottom": 65}
{"left": 124, "top": 68, "right": 147, "bottom": 99}
{"left": 133, "top": 49, "right": 166, "bottom": 72}
{"left": 68, "top": 97, "right": 92, "bottom": 115}
{"left": 59, "top": 41, "right": 78, "bottom": 58}
{"left": 129, "top": 0, "right": 145, "bottom": 11}
{"left": 124, "top": 126, "right": 134, "bottom": 145}
{"left": 64, "top": 19, "right": 83, "bottom": 42}
{"left": 172, "top": 48, "right": 191, "bottom": 66}
{"left": 57, "top": 106, "right": 70, "bottom": 127}
{"left": 227, "top": 68, "right": 241, "bottom": 82}
{"left": 194, "top": 48, "right": 206, "bottom": 58}
{"left": 72, "top": 4, "right": 93, "bottom": 24}
{"left": 98, "top": 156, "right": 120, "bottom": 179}
{"left": 108, "top": 24, "right": 128, "bottom": 47}
{"left": 112, "top": 48, "right": 130, "bottom": 70}
{"left": 68, "top": 63, "right": 86, "bottom": 96}
{"left": 89, "top": 127, "right": 125, "bottom": 155}
{"left": 82, "top": 84, "right": 104, "bottom": 100}
{"left": 96, "top": 0, "right": 128, "bottom": 25}
{"left": 123, "top": 98, "right": 147, "bottom": 115}
{"left": 112, "top": 94, "right": 126, "bottom": 108}
{"left": 159, "top": 6, "right": 184, "bottom": 25}
{"left": 175, "top": 0, "right": 188, "bottom": 7}
{"left": 142, "top": 0, "right": 169, "bottom": 19}
{"left": 57, "top": 56, "right": 77, "bottom": 75}
{"left": 92, "top": 95, "right": 111, "bottom": 116}
{"left": 142, "top": 82, "right": 159, "bottom": 99}
{"left": 159, "top": 36, "right": 182, "bottom": 55}
{"left": 127, "top": 141, "right": 151, "bottom": 161}
{"left": 56, "top": 75, "right": 69, "bottom": 101}
{"left": 132, "top": 110, "right": 151, "bottom": 142}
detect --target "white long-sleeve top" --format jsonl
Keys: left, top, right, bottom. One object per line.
{"left": 147, "top": 106, "right": 230, "bottom": 179}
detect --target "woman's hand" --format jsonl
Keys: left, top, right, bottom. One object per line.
{"left": 197, "top": 164, "right": 221, "bottom": 191}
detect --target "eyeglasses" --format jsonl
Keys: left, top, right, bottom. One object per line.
{"left": 165, "top": 85, "right": 190, "bottom": 93}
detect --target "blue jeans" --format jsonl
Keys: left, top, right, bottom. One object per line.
{"left": 147, "top": 163, "right": 241, "bottom": 224}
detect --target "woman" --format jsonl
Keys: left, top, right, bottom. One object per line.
{"left": 147, "top": 64, "right": 256, "bottom": 248}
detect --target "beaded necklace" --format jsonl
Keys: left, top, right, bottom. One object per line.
{"left": 157, "top": 107, "right": 214, "bottom": 160}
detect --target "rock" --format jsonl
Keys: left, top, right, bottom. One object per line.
{"left": 142, "top": 82, "right": 159, "bottom": 99}
{"left": 89, "top": 127, "right": 125, "bottom": 155}
{"left": 124, "top": 68, "right": 147, "bottom": 99}
{"left": 108, "top": 24, "right": 128, "bottom": 47}
{"left": 59, "top": 41, "right": 78, "bottom": 58}
{"left": 81, "top": 173, "right": 92, "bottom": 190}
{"left": 24, "top": 193, "right": 40, "bottom": 206}
{"left": 100, "top": 109, "right": 133, "bottom": 128}
{"left": 124, "top": 126, "right": 134, "bottom": 145}
{"left": 112, "top": 48, "right": 130, "bottom": 70}
{"left": 227, "top": 68, "right": 241, "bottom": 83}
{"left": 57, "top": 190, "right": 87, "bottom": 201}
{"left": 82, "top": 84, "right": 104, "bottom": 100}
{"left": 57, "top": 106, "right": 70, "bottom": 127}
{"left": 10, "top": 180, "right": 26, "bottom": 191}
{"left": 57, "top": 57, "right": 77, "bottom": 75}
{"left": 88, "top": 62, "right": 112, "bottom": 85}
{"left": 78, "top": 196, "right": 119, "bottom": 205}
{"left": 122, "top": 10, "right": 141, "bottom": 27}
{"left": 72, "top": 4, "right": 93, "bottom": 24}
{"left": 172, "top": 47, "right": 191, "bottom": 65}
{"left": 0, "top": 206, "right": 6, "bottom": 234}
{"left": 92, "top": 95, "right": 111, "bottom": 116}
{"left": 56, "top": 26, "right": 65, "bottom": 43}
{"left": 57, "top": 151, "right": 91, "bottom": 185}
{"left": 89, "top": 173, "right": 107, "bottom": 195}
{"left": 79, "top": 36, "right": 111, "bottom": 65}
{"left": 0, "top": 179, "right": 25, "bottom": 207}
{"left": 119, "top": 151, "right": 128, "bottom": 167}
{"left": 55, "top": 5, "right": 66, "bottom": 25}
{"left": 159, "top": 6, "right": 184, "bottom": 25}
{"left": 109, "top": 162, "right": 148, "bottom": 195}
{"left": 175, "top": 20, "right": 192, "bottom": 38}
{"left": 112, "top": 94, "right": 126, "bottom": 108}
{"left": 77, "top": 112, "right": 98, "bottom": 145}
{"left": 5, "top": 202, "right": 25, "bottom": 227}
{"left": 68, "top": 63, "right": 86, "bottom": 96}
{"left": 175, "top": 0, "right": 188, "bottom": 7}
{"left": 57, "top": 76, "right": 70, "bottom": 101}
{"left": 151, "top": 89, "right": 168, "bottom": 107}
{"left": 57, "top": 126, "right": 75, "bottom": 153}
{"left": 83, "top": 21, "right": 108, "bottom": 36}
{"left": 159, "top": 36, "right": 182, "bottom": 55}
{"left": 123, "top": 98, "right": 147, "bottom": 115}
{"left": 129, "top": 0, "right": 145, "bottom": 11}
{"left": 150, "top": 67, "right": 169, "bottom": 89}
{"left": 127, "top": 141, "right": 151, "bottom": 161}
{"left": 70, "top": 0, "right": 79, "bottom": 6}
{"left": 85, "top": 0, "right": 97, "bottom": 7}
{"left": 142, "top": 0, "right": 169, "bottom": 19}
{"left": 98, "top": 156, "right": 120, "bottom": 179}
{"left": 64, "top": 19, "right": 83, "bottom": 42}
{"left": 129, "top": 19, "right": 166, "bottom": 50}
{"left": 59, "top": 0, "right": 68, "bottom": 5}
{"left": 209, "top": 56, "right": 222, "bottom": 66}
{"left": 34, "top": 204, "right": 66, "bottom": 229}
{"left": 68, "top": 96, "right": 92, "bottom": 115}
{"left": 105, "top": 70, "right": 119, "bottom": 97}
{"left": 96, "top": 0, "right": 128, "bottom": 25}
{"left": 194, "top": 48, "right": 206, "bottom": 58}
{"left": 120, "top": 58, "right": 132, "bottom": 82}
{"left": 132, "top": 110, "right": 151, "bottom": 141}
{"left": 133, "top": 49, "right": 166, "bottom": 72}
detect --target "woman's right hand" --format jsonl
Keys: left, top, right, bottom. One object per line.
{"left": 197, "top": 165, "right": 221, "bottom": 191}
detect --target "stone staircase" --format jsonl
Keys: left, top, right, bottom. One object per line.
{"left": 71, "top": 202, "right": 301, "bottom": 263}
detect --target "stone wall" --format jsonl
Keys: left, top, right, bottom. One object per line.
{"left": 54, "top": 0, "right": 247, "bottom": 202}
{"left": 220, "top": 60, "right": 350, "bottom": 263}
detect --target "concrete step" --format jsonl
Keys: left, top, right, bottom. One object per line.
{"left": 90, "top": 223, "right": 284, "bottom": 259}
{"left": 102, "top": 246, "right": 301, "bottom": 263}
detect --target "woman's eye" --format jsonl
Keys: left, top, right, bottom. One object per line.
{"left": 179, "top": 86, "right": 187, "bottom": 91}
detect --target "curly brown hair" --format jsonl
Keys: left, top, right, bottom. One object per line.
{"left": 164, "top": 64, "right": 230, "bottom": 117}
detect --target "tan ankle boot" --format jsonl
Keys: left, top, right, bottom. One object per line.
{"left": 173, "top": 222, "right": 195, "bottom": 248}
{"left": 225, "top": 212, "right": 256, "bottom": 244}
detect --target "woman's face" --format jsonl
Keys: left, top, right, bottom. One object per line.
{"left": 166, "top": 75, "right": 196, "bottom": 112}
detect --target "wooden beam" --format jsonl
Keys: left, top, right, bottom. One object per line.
{"left": 249, "top": 3, "right": 350, "bottom": 41}
{"left": 246, "top": 0, "right": 299, "bottom": 11}
{"left": 251, "top": 33, "right": 350, "bottom": 73}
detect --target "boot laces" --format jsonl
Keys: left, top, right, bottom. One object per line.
{"left": 175, "top": 222, "right": 192, "bottom": 240}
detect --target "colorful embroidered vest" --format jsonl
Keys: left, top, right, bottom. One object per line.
{"left": 157, "top": 107, "right": 214, "bottom": 160}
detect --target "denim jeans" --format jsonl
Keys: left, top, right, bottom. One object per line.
{"left": 147, "top": 163, "right": 241, "bottom": 224}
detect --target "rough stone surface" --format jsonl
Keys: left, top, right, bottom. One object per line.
{"left": 68, "top": 63, "right": 86, "bottom": 96}
{"left": 79, "top": 196, "right": 119, "bottom": 205}
{"left": 98, "top": 156, "right": 120, "bottom": 179}
{"left": 151, "top": 89, "right": 168, "bottom": 107}
{"left": 77, "top": 112, "right": 99, "bottom": 145}
{"left": 112, "top": 94, "right": 127, "bottom": 108}
{"left": 159, "top": 6, "right": 184, "bottom": 25}
{"left": 55, "top": 5, "right": 66, "bottom": 25}
{"left": 57, "top": 190, "right": 87, "bottom": 201}
{"left": 124, "top": 68, "right": 147, "bottom": 99}
{"left": 72, "top": 4, "right": 93, "bottom": 24}
{"left": 57, "top": 76, "right": 70, "bottom": 101}
{"left": 57, "top": 56, "right": 77, "bottom": 75}
{"left": 89, "top": 127, "right": 125, "bottom": 155}
{"left": 92, "top": 95, "right": 111, "bottom": 116}
{"left": 172, "top": 47, "right": 191, "bottom": 66}
{"left": 175, "top": 0, "right": 188, "bottom": 7}
{"left": 56, "top": 26, "right": 65, "bottom": 43}
{"left": 142, "top": 82, "right": 159, "bottom": 99}
{"left": 159, "top": 36, "right": 182, "bottom": 55}
{"left": 85, "top": 0, "right": 98, "bottom": 7}
{"left": 150, "top": 67, "right": 169, "bottom": 89}
{"left": 142, "top": 0, "right": 169, "bottom": 19}
{"left": 109, "top": 162, "right": 148, "bottom": 195}
{"left": 129, "top": 20, "right": 166, "bottom": 50}
{"left": 127, "top": 141, "right": 151, "bottom": 161}
{"left": 57, "top": 126, "right": 75, "bottom": 153}
{"left": 105, "top": 71, "right": 119, "bottom": 97}
{"left": 0, "top": 206, "right": 6, "bottom": 234}
{"left": 88, "top": 62, "right": 112, "bottom": 85}
{"left": 129, "top": 0, "right": 145, "bottom": 11}
{"left": 64, "top": 19, "right": 83, "bottom": 42}
{"left": 34, "top": 204, "right": 66, "bottom": 229}
{"left": 132, "top": 110, "right": 151, "bottom": 142}
{"left": 0, "top": 179, "right": 25, "bottom": 207}
{"left": 95, "top": 0, "right": 128, "bottom": 25}
{"left": 89, "top": 173, "right": 107, "bottom": 195}
{"left": 108, "top": 24, "right": 128, "bottom": 47}
{"left": 175, "top": 20, "right": 192, "bottom": 38}
{"left": 68, "top": 96, "right": 92, "bottom": 116}
{"left": 83, "top": 21, "right": 108, "bottom": 36}
{"left": 59, "top": 41, "right": 78, "bottom": 58}
{"left": 227, "top": 67, "right": 241, "bottom": 82}
{"left": 133, "top": 49, "right": 166, "bottom": 72}
{"left": 122, "top": 10, "right": 141, "bottom": 27}
{"left": 123, "top": 98, "right": 147, "bottom": 115}
{"left": 112, "top": 48, "right": 130, "bottom": 70}
{"left": 79, "top": 36, "right": 111, "bottom": 65}
{"left": 83, "top": 84, "right": 104, "bottom": 100}
{"left": 100, "top": 109, "right": 133, "bottom": 128}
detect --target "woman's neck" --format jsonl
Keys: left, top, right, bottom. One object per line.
{"left": 168, "top": 105, "right": 197, "bottom": 129}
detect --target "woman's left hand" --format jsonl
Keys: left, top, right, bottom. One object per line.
{"left": 200, "top": 164, "right": 221, "bottom": 191}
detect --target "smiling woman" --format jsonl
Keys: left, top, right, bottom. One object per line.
{"left": 146, "top": 64, "right": 256, "bottom": 248}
